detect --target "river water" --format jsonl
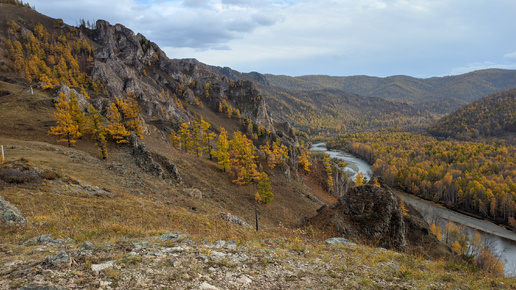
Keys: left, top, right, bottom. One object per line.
{"left": 310, "top": 143, "right": 373, "bottom": 182}
{"left": 310, "top": 142, "right": 516, "bottom": 276}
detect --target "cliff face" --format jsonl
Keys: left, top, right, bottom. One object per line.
{"left": 88, "top": 20, "right": 274, "bottom": 131}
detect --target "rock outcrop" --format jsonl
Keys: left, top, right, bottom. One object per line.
{"left": 0, "top": 195, "right": 26, "bottom": 226}
{"left": 310, "top": 184, "right": 454, "bottom": 258}
{"left": 311, "top": 184, "right": 407, "bottom": 251}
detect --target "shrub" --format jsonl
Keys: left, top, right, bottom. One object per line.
{"left": 0, "top": 167, "right": 41, "bottom": 184}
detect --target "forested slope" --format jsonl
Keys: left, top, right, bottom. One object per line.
{"left": 428, "top": 89, "right": 516, "bottom": 141}
{"left": 266, "top": 69, "right": 516, "bottom": 114}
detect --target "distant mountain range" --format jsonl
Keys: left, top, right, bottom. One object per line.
{"left": 208, "top": 66, "right": 516, "bottom": 135}
{"left": 265, "top": 69, "right": 516, "bottom": 114}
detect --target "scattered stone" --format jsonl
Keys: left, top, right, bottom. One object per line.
{"left": 199, "top": 282, "right": 220, "bottom": 290}
{"left": 220, "top": 212, "right": 251, "bottom": 227}
{"left": 236, "top": 275, "right": 253, "bottom": 285}
{"left": 146, "top": 250, "right": 165, "bottom": 257}
{"left": 91, "top": 261, "right": 115, "bottom": 274}
{"left": 43, "top": 251, "right": 71, "bottom": 267}
{"left": 0, "top": 195, "right": 26, "bottom": 226}
{"left": 158, "top": 232, "right": 188, "bottom": 243}
{"left": 80, "top": 241, "right": 95, "bottom": 250}
{"left": 377, "top": 261, "right": 400, "bottom": 271}
{"left": 19, "top": 285, "right": 62, "bottom": 290}
{"left": 325, "top": 237, "right": 357, "bottom": 246}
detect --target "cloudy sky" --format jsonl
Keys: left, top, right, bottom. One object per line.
{"left": 28, "top": 0, "right": 516, "bottom": 78}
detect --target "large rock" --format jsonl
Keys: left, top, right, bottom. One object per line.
{"left": 0, "top": 195, "right": 26, "bottom": 226}
{"left": 311, "top": 184, "right": 407, "bottom": 251}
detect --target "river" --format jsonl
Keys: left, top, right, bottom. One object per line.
{"left": 310, "top": 142, "right": 516, "bottom": 276}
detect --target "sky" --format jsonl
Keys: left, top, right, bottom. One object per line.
{"left": 27, "top": 0, "right": 516, "bottom": 78}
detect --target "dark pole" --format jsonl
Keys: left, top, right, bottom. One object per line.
{"left": 255, "top": 198, "right": 259, "bottom": 231}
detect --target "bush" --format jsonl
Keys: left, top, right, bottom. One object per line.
{"left": 0, "top": 167, "right": 41, "bottom": 184}
{"left": 40, "top": 169, "right": 61, "bottom": 180}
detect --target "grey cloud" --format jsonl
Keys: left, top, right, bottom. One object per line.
{"left": 182, "top": 0, "right": 211, "bottom": 8}
{"left": 221, "top": 0, "right": 255, "bottom": 6}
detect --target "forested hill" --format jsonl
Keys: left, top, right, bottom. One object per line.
{"left": 428, "top": 89, "right": 516, "bottom": 141}
{"left": 208, "top": 66, "right": 436, "bottom": 137}
{"left": 265, "top": 69, "right": 516, "bottom": 114}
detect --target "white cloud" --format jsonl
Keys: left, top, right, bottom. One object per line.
{"left": 27, "top": 0, "right": 516, "bottom": 77}
{"left": 504, "top": 52, "right": 516, "bottom": 60}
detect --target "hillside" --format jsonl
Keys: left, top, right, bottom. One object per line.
{"left": 0, "top": 1, "right": 514, "bottom": 288}
{"left": 428, "top": 88, "right": 516, "bottom": 142}
{"left": 266, "top": 69, "right": 516, "bottom": 114}
{"left": 209, "top": 66, "right": 436, "bottom": 137}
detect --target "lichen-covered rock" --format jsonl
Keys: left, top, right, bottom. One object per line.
{"left": 0, "top": 195, "right": 26, "bottom": 226}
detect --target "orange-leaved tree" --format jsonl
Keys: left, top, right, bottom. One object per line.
{"left": 86, "top": 105, "right": 108, "bottom": 159}
{"left": 297, "top": 145, "right": 312, "bottom": 173}
{"left": 106, "top": 102, "right": 130, "bottom": 144}
{"left": 229, "top": 131, "right": 260, "bottom": 185}
{"left": 49, "top": 92, "right": 82, "bottom": 147}
{"left": 255, "top": 172, "right": 273, "bottom": 204}
{"left": 212, "top": 128, "right": 231, "bottom": 172}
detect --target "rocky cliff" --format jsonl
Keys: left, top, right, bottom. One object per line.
{"left": 86, "top": 20, "right": 275, "bottom": 132}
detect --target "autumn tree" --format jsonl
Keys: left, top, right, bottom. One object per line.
{"left": 106, "top": 103, "right": 130, "bottom": 143}
{"left": 297, "top": 146, "right": 312, "bottom": 173}
{"left": 178, "top": 122, "right": 191, "bottom": 152}
{"left": 355, "top": 172, "right": 365, "bottom": 186}
{"left": 86, "top": 105, "right": 108, "bottom": 159}
{"left": 69, "top": 92, "right": 87, "bottom": 134}
{"left": 49, "top": 92, "right": 82, "bottom": 147}
{"left": 229, "top": 131, "right": 260, "bottom": 185}
{"left": 200, "top": 119, "right": 216, "bottom": 159}
{"left": 322, "top": 153, "right": 334, "bottom": 192}
{"left": 114, "top": 94, "right": 144, "bottom": 138}
{"left": 212, "top": 128, "right": 231, "bottom": 172}
{"left": 256, "top": 172, "right": 274, "bottom": 204}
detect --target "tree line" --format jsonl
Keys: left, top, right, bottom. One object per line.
{"left": 49, "top": 92, "right": 144, "bottom": 159}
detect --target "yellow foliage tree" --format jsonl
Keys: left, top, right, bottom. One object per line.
{"left": 430, "top": 223, "right": 442, "bottom": 241}
{"left": 49, "top": 92, "right": 82, "bottom": 147}
{"left": 106, "top": 103, "right": 130, "bottom": 143}
{"left": 212, "top": 128, "right": 231, "bottom": 172}
{"left": 297, "top": 146, "right": 312, "bottom": 173}
{"left": 115, "top": 94, "right": 144, "bottom": 139}
{"left": 256, "top": 172, "right": 274, "bottom": 204}
{"left": 355, "top": 172, "right": 365, "bottom": 186}
{"left": 230, "top": 131, "right": 260, "bottom": 185}
{"left": 399, "top": 196, "right": 408, "bottom": 216}
{"left": 86, "top": 105, "right": 108, "bottom": 159}
{"left": 69, "top": 92, "right": 87, "bottom": 134}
